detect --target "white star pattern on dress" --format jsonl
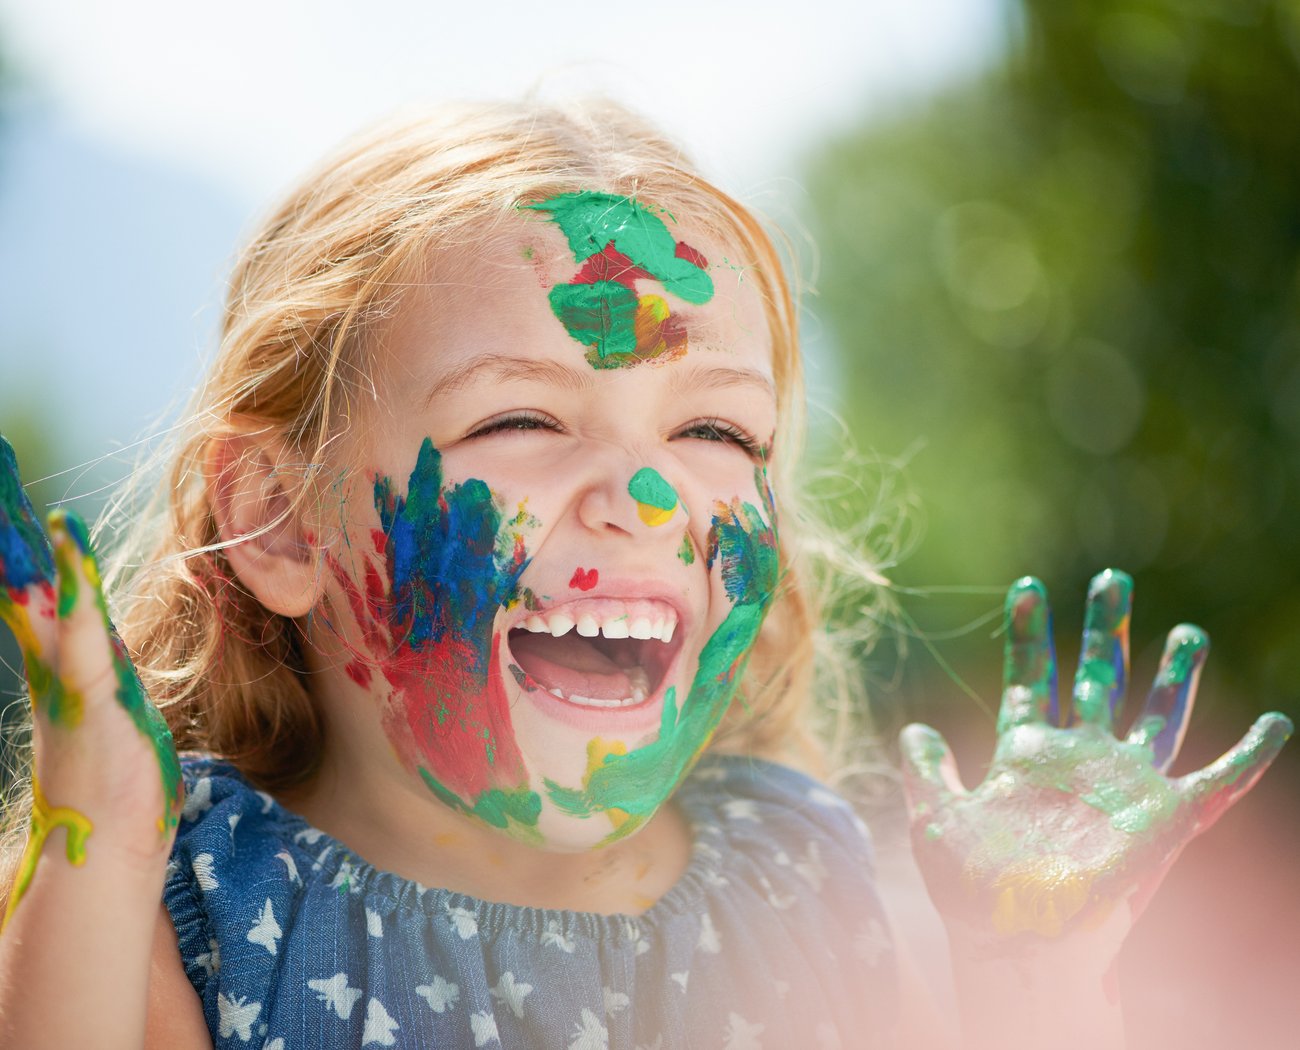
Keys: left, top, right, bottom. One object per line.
{"left": 697, "top": 912, "right": 721, "bottom": 953}
{"left": 181, "top": 777, "right": 213, "bottom": 822}
{"left": 365, "top": 907, "right": 384, "bottom": 938}
{"left": 361, "top": 998, "right": 398, "bottom": 1046}
{"left": 721, "top": 799, "right": 760, "bottom": 821}
{"left": 194, "top": 938, "right": 220, "bottom": 978}
{"left": 603, "top": 986, "right": 630, "bottom": 1013}
{"left": 541, "top": 919, "right": 576, "bottom": 952}
{"left": 274, "top": 851, "right": 300, "bottom": 885}
{"left": 470, "top": 1011, "right": 500, "bottom": 1046}
{"left": 567, "top": 1007, "right": 608, "bottom": 1050}
{"left": 246, "top": 898, "right": 282, "bottom": 955}
{"left": 793, "top": 841, "right": 827, "bottom": 892}
{"left": 415, "top": 975, "right": 460, "bottom": 1014}
{"left": 722, "top": 1012, "right": 765, "bottom": 1050}
{"left": 217, "top": 993, "right": 261, "bottom": 1042}
{"left": 445, "top": 903, "right": 479, "bottom": 939}
{"left": 670, "top": 971, "right": 690, "bottom": 992}
{"left": 489, "top": 971, "right": 533, "bottom": 1018}
{"left": 308, "top": 973, "right": 362, "bottom": 1020}
{"left": 193, "top": 852, "right": 219, "bottom": 893}
{"left": 261, "top": 1039, "right": 284, "bottom": 1050}
{"left": 854, "top": 918, "right": 891, "bottom": 966}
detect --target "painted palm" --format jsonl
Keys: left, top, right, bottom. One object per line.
{"left": 901, "top": 571, "right": 1291, "bottom": 940}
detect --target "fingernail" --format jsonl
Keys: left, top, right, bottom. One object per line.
{"left": 1007, "top": 577, "right": 1048, "bottom": 637}
{"left": 1156, "top": 624, "right": 1209, "bottom": 687}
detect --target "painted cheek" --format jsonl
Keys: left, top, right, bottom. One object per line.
{"left": 328, "top": 438, "right": 544, "bottom": 839}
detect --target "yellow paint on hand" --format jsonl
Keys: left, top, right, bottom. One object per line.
{"left": 987, "top": 854, "right": 1094, "bottom": 938}
{"left": 2, "top": 771, "right": 93, "bottom": 929}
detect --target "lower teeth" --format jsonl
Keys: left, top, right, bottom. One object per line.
{"left": 546, "top": 687, "right": 645, "bottom": 708}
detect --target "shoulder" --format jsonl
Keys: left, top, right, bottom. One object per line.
{"left": 681, "top": 753, "right": 879, "bottom": 873}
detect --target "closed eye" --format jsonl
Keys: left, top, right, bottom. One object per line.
{"left": 466, "top": 411, "right": 563, "bottom": 438}
{"left": 674, "top": 418, "right": 765, "bottom": 459}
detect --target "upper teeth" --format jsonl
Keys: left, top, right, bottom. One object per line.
{"left": 517, "top": 607, "right": 677, "bottom": 643}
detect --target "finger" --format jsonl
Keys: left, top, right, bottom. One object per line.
{"left": 0, "top": 434, "right": 57, "bottom": 646}
{"left": 899, "top": 723, "right": 966, "bottom": 818}
{"left": 995, "top": 576, "right": 1058, "bottom": 733}
{"left": 1069, "top": 569, "right": 1131, "bottom": 731}
{"left": 49, "top": 508, "right": 184, "bottom": 835}
{"left": 1177, "top": 712, "right": 1293, "bottom": 833}
{"left": 1125, "top": 624, "right": 1207, "bottom": 772}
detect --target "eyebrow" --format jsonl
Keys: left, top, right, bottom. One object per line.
{"left": 420, "top": 352, "right": 775, "bottom": 407}
{"left": 421, "top": 354, "right": 595, "bottom": 407}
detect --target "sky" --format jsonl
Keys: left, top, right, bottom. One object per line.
{"left": 0, "top": 0, "right": 1007, "bottom": 491}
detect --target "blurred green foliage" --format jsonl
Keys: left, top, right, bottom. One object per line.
{"left": 807, "top": 0, "right": 1300, "bottom": 722}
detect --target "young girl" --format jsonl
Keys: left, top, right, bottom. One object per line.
{"left": 0, "top": 99, "right": 1290, "bottom": 1050}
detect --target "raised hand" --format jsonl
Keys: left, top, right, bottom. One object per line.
{"left": 0, "top": 434, "right": 183, "bottom": 926}
{"left": 899, "top": 571, "right": 1291, "bottom": 948}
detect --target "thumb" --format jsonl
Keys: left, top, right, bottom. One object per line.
{"left": 898, "top": 722, "right": 965, "bottom": 819}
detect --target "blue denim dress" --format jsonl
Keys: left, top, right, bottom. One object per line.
{"left": 164, "top": 753, "right": 897, "bottom": 1049}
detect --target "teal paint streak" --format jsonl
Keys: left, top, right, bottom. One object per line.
{"left": 628, "top": 467, "right": 678, "bottom": 511}
{"left": 544, "top": 471, "right": 779, "bottom": 835}
{"left": 524, "top": 192, "right": 714, "bottom": 304}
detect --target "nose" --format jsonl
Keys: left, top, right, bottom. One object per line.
{"left": 576, "top": 460, "right": 689, "bottom": 540}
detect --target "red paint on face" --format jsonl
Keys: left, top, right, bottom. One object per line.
{"left": 569, "top": 567, "right": 599, "bottom": 591}
{"left": 345, "top": 659, "right": 372, "bottom": 688}
{"left": 674, "top": 241, "right": 709, "bottom": 270}
{"left": 572, "top": 243, "right": 654, "bottom": 289}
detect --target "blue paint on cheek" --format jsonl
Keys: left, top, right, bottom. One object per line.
{"left": 373, "top": 438, "right": 528, "bottom": 673}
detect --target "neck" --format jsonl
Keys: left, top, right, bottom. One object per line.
{"left": 278, "top": 726, "right": 692, "bottom": 915}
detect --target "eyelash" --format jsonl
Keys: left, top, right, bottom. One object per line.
{"left": 676, "top": 418, "right": 766, "bottom": 459}
{"left": 467, "top": 412, "right": 766, "bottom": 459}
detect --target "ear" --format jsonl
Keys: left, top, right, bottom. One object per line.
{"left": 208, "top": 433, "right": 324, "bottom": 618}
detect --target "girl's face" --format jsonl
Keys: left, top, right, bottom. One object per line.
{"left": 319, "top": 195, "right": 779, "bottom": 851}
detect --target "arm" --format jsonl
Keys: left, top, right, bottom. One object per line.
{"left": 900, "top": 571, "right": 1290, "bottom": 1049}
{"left": 0, "top": 436, "right": 186, "bottom": 1050}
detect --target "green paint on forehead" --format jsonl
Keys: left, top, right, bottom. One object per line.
{"left": 523, "top": 192, "right": 714, "bottom": 304}
{"left": 628, "top": 467, "right": 678, "bottom": 512}
{"left": 522, "top": 191, "right": 715, "bottom": 369}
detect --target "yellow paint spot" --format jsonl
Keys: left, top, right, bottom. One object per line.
{"left": 433, "top": 832, "right": 462, "bottom": 848}
{"left": 634, "top": 294, "right": 671, "bottom": 357}
{"left": 635, "top": 502, "right": 676, "bottom": 527}
{"left": 987, "top": 854, "right": 1094, "bottom": 938}
{"left": 585, "top": 737, "right": 632, "bottom": 832}
{"left": 2, "top": 772, "right": 93, "bottom": 929}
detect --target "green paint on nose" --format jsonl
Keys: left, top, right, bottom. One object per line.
{"left": 628, "top": 468, "right": 678, "bottom": 511}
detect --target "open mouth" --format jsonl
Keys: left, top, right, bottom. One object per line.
{"left": 506, "top": 600, "right": 682, "bottom": 710}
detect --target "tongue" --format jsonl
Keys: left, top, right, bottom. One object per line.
{"left": 509, "top": 631, "right": 645, "bottom": 701}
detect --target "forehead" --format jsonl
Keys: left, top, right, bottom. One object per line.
{"left": 376, "top": 204, "right": 775, "bottom": 389}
